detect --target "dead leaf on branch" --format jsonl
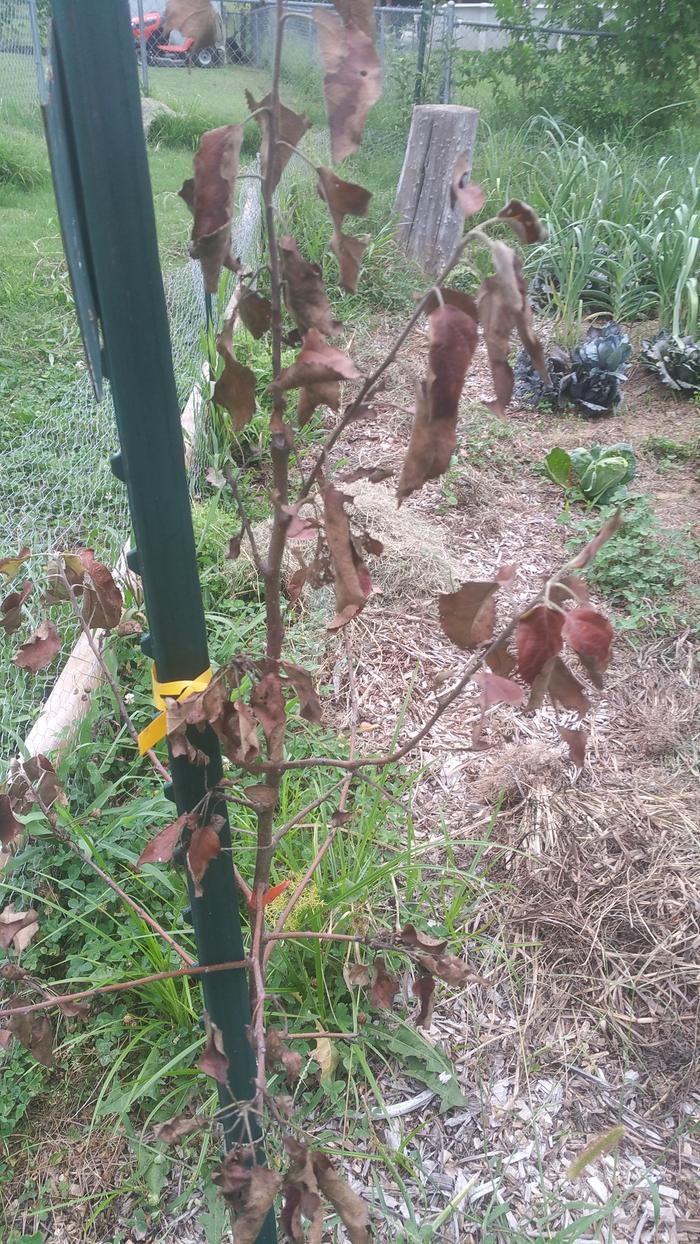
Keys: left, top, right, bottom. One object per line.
{"left": 280, "top": 662, "right": 323, "bottom": 723}
{"left": 562, "top": 606, "right": 614, "bottom": 687}
{"left": 312, "top": 1152, "right": 371, "bottom": 1244}
{"left": 186, "top": 817, "right": 223, "bottom": 897}
{"left": 398, "top": 300, "right": 478, "bottom": 500}
{"left": 282, "top": 1138, "right": 323, "bottom": 1243}
{"left": 0, "top": 795, "right": 22, "bottom": 849}
{"left": 331, "top": 230, "right": 369, "bottom": 294}
{"left": 413, "top": 973, "right": 435, "bottom": 1028}
{"left": 267, "top": 1029, "right": 304, "bottom": 1084}
{"left": 163, "top": 0, "right": 219, "bottom": 51}
{"left": 546, "top": 657, "right": 590, "bottom": 717}
{"left": 315, "top": 9, "right": 382, "bottom": 164}
{"left": 7, "top": 753, "right": 66, "bottom": 816}
{"left": 344, "top": 961, "right": 370, "bottom": 990}
{"left": 399, "top": 923, "right": 448, "bottom": 954}
{"left": 485, "top": 634, "right": 516, "bottom": 678}
{"left": 450, "top": 155, "right": 485, "bottom": 217}
{"left": 214, "top": 1157, "right": 281, "bottom": 1244}
{"left": 0, "top": 580, "right": 32, "bottom": 635}
{"left": 549, "top": 574, "right": 590, "bottom": 606}
{"left": 323, "top": 483, "right": 372, "bottom": 629}
{"left": 317, "top": 164, "right": 372, "bottom": 225}
{"left": 570, "top": 509, "right": 622, "bottom": 569}
{"left": 558, "top": 724, "right": 587, "bottom": 769}
{"left": 0, "top": 905, "right": 39, "bottom": 952}
{"left": 245, "top": 90, "right": 311, "bottom": 193}
{"left": 0, "top": 546, "right": 30, "bottom": 582}
{"left": 270, "top": 327, "right": 360, "bottom": 396}
{"left": 415, "top": 952, "right": 487, "bottom": 988}
{"left": 472, "top": 670, "right": 524, "bottom": 746}
{"left": 155, "top": 1113, "right": 210, "bottom": 1145}
{"left": 213, "top": 315, "right": 257, "bottom": 431}
{"left": 198, "top": 1013, "right": 229, "bottom": 1084}
{"left": 250, "top": 672, "right": 286, "bottom": 752}
{"left": 279, "top": 236, "right": 342, "bottom": 338}
{"left": 370, "top": 955, "right": 399, "bottom": 1009}
{"left": 137, "top": 812, "right": 191, "bottom": 868}
{"left": 439, "top": 580, "right": 499, "bottom": 650}
{"left": 497, "top": 199, "right": 547, "bottom": 244}
{"left": 13, "top": 620, "right": 61, "bottom": 672}
{"left": 8, "top": 1012, "right": 54, "bottom": 1066}
{"left": 78, "top": 548, "right": 123, "bottom": 630}
{"left": 180, "top": 124, "right": 243, "bottom": 293}
{"left": 237, "top": 288, "right": 272, "bottom": 339}
{"left": 516, "top": 605, "right": 564, "bottom": 684}
{"left": 42, "top": 553, "right": 84, "bottom": 604}
{"left": 477, "top": 243, "right": 548, "bottom": 415}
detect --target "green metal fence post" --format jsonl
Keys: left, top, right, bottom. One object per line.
{"left": 46, "top": 2, "right": 276, "bottom": 1239}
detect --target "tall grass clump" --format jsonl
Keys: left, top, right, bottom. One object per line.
{"left": 0, "top": 127, "right": 47, "bottom": 191}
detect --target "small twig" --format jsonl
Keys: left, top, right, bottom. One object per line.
{"left": 28, "top": 780, "right": 194, "bottom": 967}
{"left": 269, "top": 779, "right": 345, "bottom": 849}
{"left": 0, "top": 958, "right": 251, "bottom": 1020}
{"left": 58, "top": 565, "right": 170, "bottom": 781}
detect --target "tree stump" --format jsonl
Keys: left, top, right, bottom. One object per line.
{"left": 394, "top": 104, "right": 480, "bottom": 274}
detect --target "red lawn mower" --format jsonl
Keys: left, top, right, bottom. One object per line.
{"left": 131, "top": 11, "right": 245, "bottom": 68}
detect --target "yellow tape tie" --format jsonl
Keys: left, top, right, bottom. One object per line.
{"left": 138, "top": 665, "right": 213, "bottom": 755}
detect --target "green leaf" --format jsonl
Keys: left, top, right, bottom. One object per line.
{"left": 372, "top": 1022, "right": 468, "bottom": 1112}
{"left": 545, "top": 446, "right": 572, "bottom": 487}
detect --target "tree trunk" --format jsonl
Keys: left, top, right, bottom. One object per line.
{"left": 394, "top": 104, "right": 480, "bottom": 274}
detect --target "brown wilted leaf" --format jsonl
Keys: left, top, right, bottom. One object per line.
{"left": 237, "top": 289, "right": 272, "bottom": 339}
{"left": 562, "top": 606, "right": 614, "bottom": 687}
{"left": 439, "top": 581, "right": 499, "bottom": 650}
{"left": 270, "top": 327, "right": 360, "bottom": 394}
{"left": 182, "top": 124, "right": 243, "bottom": 293}
{"left": 412, "top": 973, "right": 435, "bottom": 1028}
{"left": 0, "top": 580, "right": 33, "bottom": 635}
{"left": 42, "top": 553, "right": 85, "bottom": 605}
{"left": 477, "top": 243, "right": 549, "bottom": 415}
{"left": 399, "top": 923, "right": 448, "bottom": 954}
{"left": 317, "top": 164, "right": 372, "bottom": 224}
{"left": 332, "top": 0, "right": 375, "bottom": 37}
{"left": 0, "top": 905, "right": 39, "bottom": 952}
{"left": 549, "top": 574, "right": 590, "bottom": 606}
{"left": 422, "top": 287, "right": 480, "bottom": 318}
{"left": 0, "top": 546, "right": 30, "bottom": 582}
{"left": 213, "top": 315, "right": 257, "bottom": 431}
{"left": 473, "top": 670, "right": 524, "bottom": 709}
{"left": 570, "top": 510, "right": 622, "bottom": 570}
{"left": 137, "top": 813, "right": 190, "bottom": 868}
{"left": 7, "top": 753, "right": 66, "bottom": 816}
{"left": 78, "top": 549, "right": 123, "bottom": 630}
{"left": 198, "top": 1014, "right": 229, "bottom": 1084}
{"left": 323, "top": 483, "right": 371, "bottom": 628}
{"left": 331, "top": 230, "right": 369, "bottom": 294}
{"left": 155, "top": 1113, "right": 209, "bottom": 1145}
{"left": 485, "top": 634, "right": 516, "bottom": 678}
{"left": 163, "top": 0, "right": 219, "bottom": 51}
{"left": 245, "top": 90, "right": 311, "bottom": 193}
{"left": 547, "top": 657, "right": 590, "bottom": 717}
{"left": 312, "top": 1152, "right": 371, "bottom": 1244}
{"left": 397, "top": 301, "right": 478, "bottom": 500}
{"left": 297, "top": 379, "right": 341, "bottom": 425}
{"left": 370, "top": 955, "right": 398, "bottom": 1009}
{"left": 0, "top": 795, "right": 22, "bottom": 849}
{"left": 280, "top": 662, "right": 323, "bottom": 723}
{"left": 216, "top": 699, "right": 260, "bottom": 766}
{"left": 186, "top": 818, "right": 222, "bottom": 897}
{"left": 497, "top": 199, "right": 547, "bottom": 243}
{"left": 450, "top": 155, "right": 485, "bottom": 216}
{"left": 215, "top": 1158, "right": 282, "bottom": 1243}
{"left": 279, "top": 236, "right": 342, "bottom": 338}
{"left": 344, "top": 961, "right": 370, "bottom": 989}
{"left": 282, "top": 1139, "right": 322, "bottom": 1242}
{"left": 315, "top": 9, "right": 382, "bottom": 164}
{"left": 558, "top": 724, "right": 587, "bottom": 769}
{"left": 250, "top": 673, "right": 286, "bottom": 751}
{"left": 416, "top": 952, "right": 487, "bottom": 988}
{"left": 339, "top": 465, "right": 393, "bottom": 484}
{"left": 267, "top": 1029, "right": 304, "bottom": 1084}
{"left": 9, "top": 1012, "right": 54, "bottom": 1066}
{"left": 13, "top": 620, "right": 61, "bottom": 672}
{"left": 516, "top": 605, "right": 565, "bottom": 684}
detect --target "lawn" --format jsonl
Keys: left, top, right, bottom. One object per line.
{"left": 2, "top": 36, "right": 700, "bottom": 1244}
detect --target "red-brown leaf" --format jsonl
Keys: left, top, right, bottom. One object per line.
{"left": 6, "top": 753, "right": 66, "bottom": 816}
{"left": 323, "top": 484, "right": 371, "bottom": 627}
{"left": 330, "top": 229, "right": 369, "bottom": 293}
{"left": 198, "top": 1014, "right": 229, "bottom": 1084}
{"left": 280, "top": 662, "right": 323, "bottom": 723}
{"left": 13, "top": 620, "right": 61, "bottom": 672}
{"left": 497, "top": 199, "right": 547, "bottom": 244}
{"left": 137, "top": 813, "right": 190, "bottom": 868}
{"left": 416, "top": 952, "right": 487, "bottom": 987}
{"left": 267, "top": 1029, "right": 304, "bottom": 1084}
{"left": 315, "top": 9, "right": 382, "bottom": 164}
{"left": 558, "top": 724, "right": 587, "bottom": 769}
{"left": 570, "top": 509, "right": 622, "bottom": 570}
{"left": 0, "top": 794, "right": 22, "bottom": 849}
{"left": 547, "top": 657, "right": 590, "bottom": 717}
{"left": 562, "top": 606, "right": 614, "bottom": 687}
{"left": 186, "top": 820, "right": 222, "bottom": 897}
{"left": 8, "top": 1012, "right": 54, "bottom": 1066}
{"left": 477, "top": 244, "right": 548, "bottom": 415}
{"left": 439, "top": 581, "right": 499, "bottom": 650}
{"left": 450, "top": 155, "right": 485, "bottom": 217}
{"left": 237, "top": 288, "right": 272, "bottom": 338}
{"left": 155, "top": 1113, "right": 210, "bottom": 1144}
{"left": 474, "top": 670, "right": 524, "bottom": 708}
{"left": 412, "top": 973, "right": 435, "bottom": 1029}
{"left": 0, "top": 905, "right": 39, "bottom": 951}
{"left": 183, "top": 124, "right": 243, "bottom": 293}
{"left": 245, "top": 90, "right": 311, "bottom": 193}
{"left": 0, "top": 580, "right": 33, "bottom": 635}
{"left": 279, "top": 236, "right": 341, "bottom": 338}
{"left": 214, "top": 316, "right": 257, "bottom": 431}
{"left": 311, "top": 1151, "right": 371, "bottom": 1244}
{"left": 250, "top": 673, "right": 286, "bottom": 749}
{"left": 399, "top": 923, "right": 448, "bottom": 954}
{"left": 78, "top": 549, "right": 123, "bottom": 630}
{"left": 516, "top": 606, "right": 564, "bottom": 684}
{"left": 270, "top": 327, "right": 360, "bottom": 393}
{"left": 370, "top": 955, "right": 398, "bottom": 1009}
